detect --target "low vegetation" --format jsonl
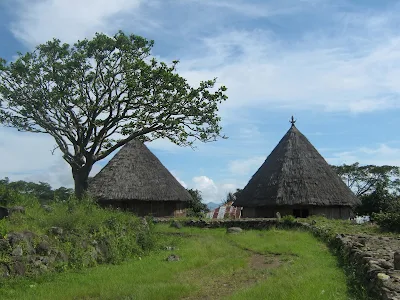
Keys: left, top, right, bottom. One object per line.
{"left": 301, "top": 214, "right": 399, "bottom": 236}
{"left": 0, "top": 186, "right": 157, "bottom": 277}
{"left": 0, "top": 225, "right": 354, "bottom": 300}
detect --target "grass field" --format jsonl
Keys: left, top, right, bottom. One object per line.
{"left": 303, "top": 215, "right": 393, "bottom": 236}
{"left": 0, "top": 225, "right": 357, "bottom": 300}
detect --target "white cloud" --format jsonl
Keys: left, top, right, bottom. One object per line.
{"left": 190, "top": 175, "right": 244, "bottom": 203}
{"left": 185, "top": 0, "right": 301, "bottom": 18}
{"left": 146, "top": 138, "right": 189, "bottom": 153}
{"left": 326, "top": 144, "right": 400, "bottom": 166}
{"left": 10, "top": 0, "right": 146, "bottom": 46}
{"left": 170, "top": 171, "right": 188, "bottom": 188}
{"left": 8, "top": 0, "right": 400, "bottom": 116}
{"left": 228, "top": 156, "right": 266, "bottom": 176}
{"left": 0, "top": 128, "right": 59, "bottom": 175}
{"left": 8, "top": 0, "right": 400, "bottom": 114}
{"left": 192, "top": 176, "right": 218, "bottom": 197}
{"left": 0, "top": 127, "right": 104, "bottom": 188}
{"left": 177, "top": 27, "right": 400, "bottom": 114}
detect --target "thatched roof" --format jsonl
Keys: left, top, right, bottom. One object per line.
{"left": 88, "top": 140, "right": 192, "bottom": 202}
{"left": 234, "top": 123, "right": 360, "bottom": 208}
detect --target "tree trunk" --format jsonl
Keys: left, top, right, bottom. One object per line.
{"left": 72, "top": 165, "right": 92, "bottom": 199}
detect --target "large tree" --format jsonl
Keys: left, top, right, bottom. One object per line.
{"left": 331, "top": 163, "right": 400, "bottom": 196}
{"left": 221, "top": 188, "right": 242, "bottom": 205}
{"left": 186, "top": 189, "right": 208, "bottom": 217}
{"left": 0, "top": 31, "right": 228, "bottom": 198}
{"left": 332, "top": 163, "right": 400, "bottom": 215}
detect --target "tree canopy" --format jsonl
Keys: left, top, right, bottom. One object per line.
{"left": 222, "top": 188, "right": 242, "bottom": 205}
{"left": 331, "top": 163, "right": 400, "bottom": 196}
{"left": 0, "top": 31, "right": 228, "bottom": 198}
{"left": 332, "top": 163, "right": 400, "bottom": 215}
{"left": 186, "top": 188, "right": 208, "bottom": 217}
{"left": 0, "top": 177, "right": 73, "bottom": 204}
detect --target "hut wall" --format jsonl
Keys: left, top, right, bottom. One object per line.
{"left": 98, "top": 200, "right": 188, "bottom": 217}
{"left": 241, "top": 205, "right": 353, "bottom": 219}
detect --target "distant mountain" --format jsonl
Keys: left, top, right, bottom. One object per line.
{"left": 206, "top": 202, "right": 220, "bottom": 210}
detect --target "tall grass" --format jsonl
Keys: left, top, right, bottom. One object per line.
{"left": 0, "top": 225, "right": 355, "bottom": 300}
{"left": 0, "top": 191, "right": 157, "bottom": 276}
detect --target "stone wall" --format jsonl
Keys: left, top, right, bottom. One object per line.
{"left": 175, "top": 219, "right": 400, "bottom": 300}
{"left": 241, "top": 206, "right": 352, "bottom": 219}
{"left": 0, "top": 220, "right": 151, "bottom": 278}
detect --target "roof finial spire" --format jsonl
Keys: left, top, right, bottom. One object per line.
{"left": 290, "top": 115, "right": 296, "bottom": 127}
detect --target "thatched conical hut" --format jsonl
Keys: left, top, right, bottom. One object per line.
{"left": 88, "top": 140, "right": 192, "bottom": 217}
{"left": 233, "top": 118, "right": 360, "bottom": 219}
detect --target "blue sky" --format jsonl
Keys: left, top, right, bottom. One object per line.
{"left": 1, "top": 0, "right": 400, "bottom": 203}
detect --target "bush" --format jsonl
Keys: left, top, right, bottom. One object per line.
{"left": 373, "top": 212, "right": 400, "bottom": 232}
{"left": 186, "top": 189, "right": 208, "bottom": 218}
{"left": 281, "top": 215, "right": 296, "bottom": 225}
{"left": 0, "top": 189, "right": 159, "bottom": 275}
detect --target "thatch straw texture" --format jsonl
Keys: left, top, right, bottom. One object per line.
{"left": 234, "top": 124, "right": 360, "bottom": 208}
{"left": 88, "top": 140, "right": 192, "bottom": 202}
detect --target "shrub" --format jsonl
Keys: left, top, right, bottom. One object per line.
{"left": 373, "top": 212, "right": 400, "bottom": 232}
{"left": 281, "top": 215, "right": 296, "bottom": 225}
{"left": 186, "top": 189, "right": 208, "bottom": 218}
{"left": 0, "top": 189, "right": 159, "bottom": 275}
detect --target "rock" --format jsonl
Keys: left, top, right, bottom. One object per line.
{"left": 8, "top": 206, "right": 25, "bottom": 215}
{"left": 95, "top": 240, "right": 110, "bottom": 261}
{"left": 0, "top": 263, "right": 10, "bottom": 277}
{"left": 378, "top": 273, "right": 390, "bottom": 281}
{"left": 7, "top": 232, "right": 24, "bottom": 246}
{"left": 368, "top": 263, "right": 383, "bottom": 274}
{"left": 81, "top": 240, "right": 89, "bottom": 249}
{"left": 276, "top": 212, "right": 281, "bottom": 220}
{"left": 0, "top": 206, "right": 9, "bottom": 220}
{"left": 141, "top": 217, "right": 150, "bottom": 231}
{"left": 22, "top": 230, "right": 36, "bottom": 241}
{"left": 87, "top": 246, "right": 98, "bottom": 263}
{"left": 166, "top": 254, "right": 180, "bottom": 262}
{"left": 362, "top": 256, "right": 374, "bottom": 264}
{"left": 41, "top": 205, "right": 52, "bottom": 212}
{"left": 170, "top": 220, "right": 182, "bottom": 229}
{"left": 353, "top": 242, "right": 364, "bottom": 248}
{"left": 0, "top": 239, "right": 10, "bottom": 251}
{"left": 39, "top": 255, "right": 55, "bottom": 265}
{"left": 54, "top": 250, "right": 68, "bottom": 263}
{"left": 36, "top": 241, "right": 51, "bottom": 255}
{"left": 227, "top": 227, "right": 243, "bottom": 234}
{"left": 11, "top": 261, "right": 26, "bottom": 276}
{"left": 394, "top": 252, "right": 400, "bottom": 270}
{"left": 378, "top": 259, "right": 393, "bottom": 270}
{"left": 358, "top": 238, "right": 367, "bottom": 245}
{"left": 49, "top": 227, "right": 63, "bottom": 236}
{"left": 12, "top": 245, "right": 23, "bottom": 256}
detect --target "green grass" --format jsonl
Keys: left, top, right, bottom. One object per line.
{"left": 303, "top": 215, "right": 397, "bottom": 236}
{"left": 0, "top": 225, "right": 355, "bottom": 300}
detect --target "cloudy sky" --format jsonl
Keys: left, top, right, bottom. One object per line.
{"left": 1, "top": 0, "right": 400, "bottom": 203}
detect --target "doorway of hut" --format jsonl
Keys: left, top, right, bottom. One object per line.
{"left": 293, "top": 209, "right": 309, "bottom": 218}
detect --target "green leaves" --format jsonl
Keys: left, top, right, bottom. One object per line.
{"left": 332, "top": 163, "right": 400, "bottom": 216}
{"left": 186, "top": 189, "right": 208, "bottom": 217}
{"left": 0, "top": 31, "right": 228, "bottom": 196}
{"left": 332, "top": 163, "right": 400, "bottom": 196}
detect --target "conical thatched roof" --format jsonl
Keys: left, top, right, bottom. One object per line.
{"left": 234, "top": 123, "right": 360, "bottom": 208}
{"left": 88, "top": 140, "right": 192, "bottom": 202}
